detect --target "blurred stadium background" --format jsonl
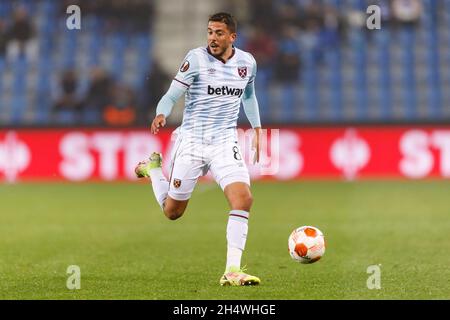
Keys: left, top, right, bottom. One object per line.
{"left": 1, "top": 0, "right": 450, "bottom": 300}
{"left": 1, "top": 0, "right": 449, "bottom": 182}
{"left": 0, "top": 0, "right": 448, "bottom": 127}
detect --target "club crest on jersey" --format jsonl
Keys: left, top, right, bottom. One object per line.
{"left": 237, "top": 66, "right": 247, "bottom": 79}
{"left": 180, "top": 60, "right": 190, "bottom": 72}
{"left": 173, "top": 179, "right": 182, "bottom": 188}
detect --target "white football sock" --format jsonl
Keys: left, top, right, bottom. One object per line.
{"left": 225, "top": 210, "right": 249, "bottom": 272}
{"left": 148, "top": 168, "right": 169, "bottom": 209}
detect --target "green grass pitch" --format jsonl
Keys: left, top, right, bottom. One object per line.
{"left": 0, "top": 180, "right": 449, "bottom": 299}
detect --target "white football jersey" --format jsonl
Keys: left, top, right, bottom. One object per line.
{"left": 171, "top": 46, "right": 257, "bottom": 143}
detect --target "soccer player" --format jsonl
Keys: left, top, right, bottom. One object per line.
{"left": 135, "top": 12, "right": 262, "bottom": 286}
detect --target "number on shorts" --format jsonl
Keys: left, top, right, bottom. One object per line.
{"left": 232, "top": 146, "right": 242, "bottom": 161}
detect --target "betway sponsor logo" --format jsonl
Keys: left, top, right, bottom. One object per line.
{"left": 207, "top": 85, "right": 243, "bottom": 97}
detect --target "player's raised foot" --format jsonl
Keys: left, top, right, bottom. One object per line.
{"left": 219, "top": 266, "right": 260, "bottom": 286}
{"left": 134, "top": 152, "right": 163, "bottom": 178}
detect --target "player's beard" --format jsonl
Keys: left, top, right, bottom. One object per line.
{"left": 209, "top": 44, "right": 227, "bottom": 59}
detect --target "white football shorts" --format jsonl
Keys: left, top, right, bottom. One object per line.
{"left": 167, "top": 133, "right": 250, "bottom": 201}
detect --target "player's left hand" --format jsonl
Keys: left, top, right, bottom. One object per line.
{"left": 252, "top": 127, "right": 261, "bottom": 164}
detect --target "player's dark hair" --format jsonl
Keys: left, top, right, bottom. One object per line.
{"left": 208, "top": 12, "right": 237, "bottom": 33}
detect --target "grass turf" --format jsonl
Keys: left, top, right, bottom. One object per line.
{"left": 0, "top": 181, "right": 449, "bottom": 300}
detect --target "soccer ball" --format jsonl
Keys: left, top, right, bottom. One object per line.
{"left": 288, "top": 226, "right": 325, "bottom": 264}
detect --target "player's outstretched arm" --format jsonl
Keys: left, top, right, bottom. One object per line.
{"left": 151, "top": 51, "right": 199, "bottom": 135}
{"left": 242, "top": 81, "right": 262, "bottom": 163}
{"left": 150, "top": 84, "right": 186, "bottom": 134}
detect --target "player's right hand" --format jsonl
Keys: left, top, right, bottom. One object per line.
{"left": 151, "top": 114, "right": 166, "bottom": 134}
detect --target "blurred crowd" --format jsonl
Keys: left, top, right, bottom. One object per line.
{"left": 53, "top": 0, "right": 160, "bottom": 126}
{"left": 0, "top": 1, "right": 167, "bottom": 127}
{"left": 0, "top": 5, "right": 37, "bottom": 62}
{"left": 60, "top": 0, "right": 153, "bottom": 33}
{"left": 51, "top": 62, "right": 170, "bottom": 126}
{"left": 0, "top": 0, "right": 427, "bottom": 127}
{"left": 242, "top": 0, "right": 423, "bottom": 84}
